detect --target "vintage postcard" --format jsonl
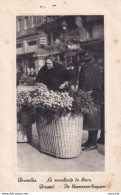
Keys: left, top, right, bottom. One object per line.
{"left": 0, "top": 0, "right": 121, "bottom": 192}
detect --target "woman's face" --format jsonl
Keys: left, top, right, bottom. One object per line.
{"left": 46, "top": 59, "right": 54, "bottom": 69}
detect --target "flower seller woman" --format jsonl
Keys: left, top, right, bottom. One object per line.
{"left": 35, "top": 56, "right": 73, "bottom": 91}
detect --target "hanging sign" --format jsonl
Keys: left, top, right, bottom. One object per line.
{"left": 67, "top": 44, "right": 80, "bottom": 50}
{"left": 40, "top": 37, "right": 47, "bottom": 45}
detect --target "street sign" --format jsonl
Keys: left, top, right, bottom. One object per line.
{"left": 40, "top": 37, "right": 47, "bottom": 45}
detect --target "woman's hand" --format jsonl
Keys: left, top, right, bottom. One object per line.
{"left": 59, "top": 81, "right": 69, "bottom": 89}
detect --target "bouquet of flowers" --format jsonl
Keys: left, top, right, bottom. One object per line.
{"left": 17, "top": 83, "right": 96, "bottom": 117}
{"left": 17, "top": 87, "right": 36, "bottom": 124}
{"left": 68, "top": 89, "right": 96, "bottom": 115}
{"left": 17, "top": 89, "right": 31, "bottom": 112}
{"left": 29, "top": 85, "right": 73, "bottom": 116}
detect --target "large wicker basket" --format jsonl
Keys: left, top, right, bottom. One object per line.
{"left": 36, "top": 111, "right": 83, "bottom": 158}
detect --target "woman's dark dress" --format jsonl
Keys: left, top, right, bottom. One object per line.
{"left": 35, "top": 63, "right": 72, "bottom": 91}
{"left": 78, "top": 62, "right": 104, "bottom": 131}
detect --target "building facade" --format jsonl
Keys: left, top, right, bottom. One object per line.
{"left": 16, "top": 15, "right": 104, "bottom": 77}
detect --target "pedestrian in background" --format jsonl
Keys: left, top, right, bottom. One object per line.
{"left": 97, "top": 77, "right": 105, "bottom": 144}
{"left": 17, "top": 67, "right": 23, "bottom": 86}
{"left": 78, "top": 52, "right": 104, "bottom": 151}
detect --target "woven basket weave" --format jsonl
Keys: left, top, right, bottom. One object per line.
{"left": 36, "top": 112, "right": 83, "bottom": 158}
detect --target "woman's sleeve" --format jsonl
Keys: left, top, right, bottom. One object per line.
{"left": 35, "top": 68, "right": 46, "bottom": 83}
{"left": 63, "top": 69, "right": 74, "bottom": 81}
{"left": 79, "top": 72, "right": 91, "bottom": 92}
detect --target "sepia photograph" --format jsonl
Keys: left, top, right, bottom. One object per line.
{"left": 1, "top": 0, "right": 121, "bottom": 192}
{"left": 16, "top": 15, "right": 105, "bottom": 172}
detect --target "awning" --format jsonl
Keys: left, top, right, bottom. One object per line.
{"left": 33, "top": 48, "right": 49, "bottom": 57}
{"left": 64, "top": 47, "right": 85, "bottom": 57}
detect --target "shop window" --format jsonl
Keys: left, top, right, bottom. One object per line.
{"left": 17, "top": 43, "right": 23, "bottom": 48}
{"left": 17, "top": 58, "right": 22, "bottom": 64}
{"left": 28, "top": 59, "right": 36, "bottom": 76}
{"left": 28, "top": 41, "right": 36, "bottom": 46}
